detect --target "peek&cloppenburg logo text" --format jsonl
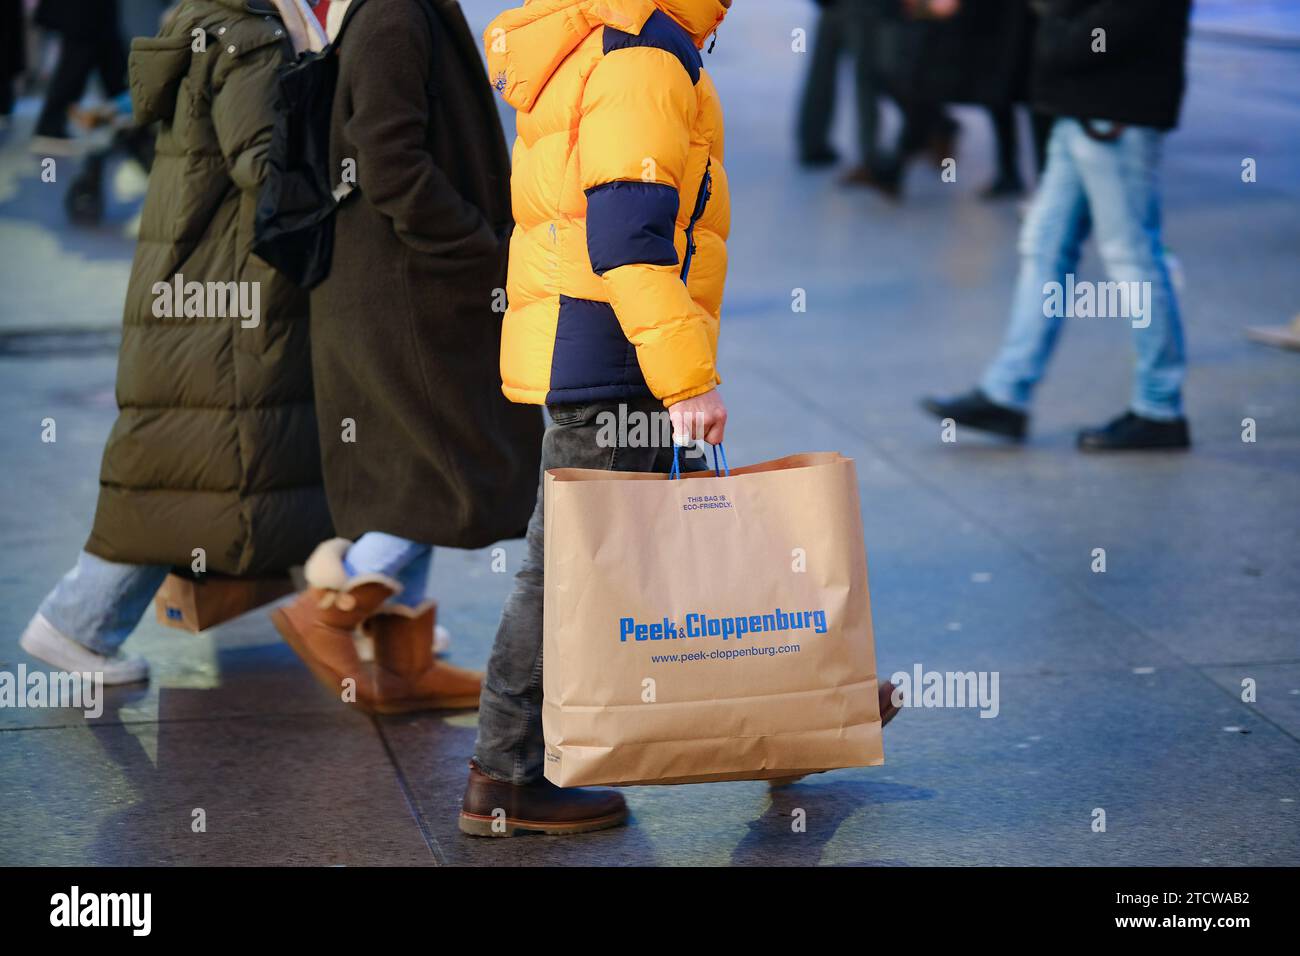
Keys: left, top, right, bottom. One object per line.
{"left": 620, "top": 606, "right": 828, "bottom": 643}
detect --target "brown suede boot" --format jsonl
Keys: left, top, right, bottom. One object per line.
{"left": 459, "top": 761, "right": 628, "bottom": 837}
{"left": 270, "top": 538, "right": 399, "bottom": 712}
{"left": 361, "top": 602, "right": 484, "bottom": 714}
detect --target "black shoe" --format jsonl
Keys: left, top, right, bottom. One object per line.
{"left": 1076, "top": 411, "right": 1190, "bottom": 451}
{"left": 981, "top": 173, "right": 1025, "bottom": 200}
{"left": 841, "top": 162, "right": 901, "bottom": 200}
{"left": 926, "top": 116, "right": 961, "bottom": 169}
{"left": 799, "top": 146, "right": 840, "bottom": 168}
{"left": 920, "top": 388, "right": 1027, "bottom": 441}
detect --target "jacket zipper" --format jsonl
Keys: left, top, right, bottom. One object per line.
{"left": 680, "top": 159, "right": 712, "bottom": 284}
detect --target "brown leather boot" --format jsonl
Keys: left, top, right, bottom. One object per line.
{"left": 270, "top": 538, "right": 399, "bottom": 712}
{"left": 361, "top": 602, "right": 483, "bottom": 713}
{"left": 458, "top": 761, "right": 628, "bottom": 837}
{"left": 878, "top": 678, "right": 902, "bottom": 727}
{"left": 768, "top": 680, "right": 902, "bottom": 788}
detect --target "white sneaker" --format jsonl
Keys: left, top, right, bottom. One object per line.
{"left": 19, "top": 612, "right": 150, "bottom": 685}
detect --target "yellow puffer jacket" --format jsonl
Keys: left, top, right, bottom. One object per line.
{"left": 485, "top": 0, "right": 729, "bottom": 407}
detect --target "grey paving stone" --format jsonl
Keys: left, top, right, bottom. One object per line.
{"left": 0, "top": 711, "right": 435, "bottom": 866}
{"left": 1201, "top": 662, "right": 1300, "bottom": 739}
{"left": 376, "top": 666, "right": 1297, "bottom": 866}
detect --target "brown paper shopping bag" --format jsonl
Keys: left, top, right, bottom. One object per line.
{"left": 153, "top": 573, "right": 295, "bottom": 633}
{"left": 542, "top": 450, "right": 884, "bottom": 787}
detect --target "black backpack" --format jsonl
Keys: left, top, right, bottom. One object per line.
{"left": 253, "top": 0, "right": 439, "bottom": 290}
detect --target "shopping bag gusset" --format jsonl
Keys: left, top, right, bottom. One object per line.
{"left": 542, "top": 448, "right": 884, "bottom": 787}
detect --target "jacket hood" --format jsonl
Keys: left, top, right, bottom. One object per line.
{"left": 485, "top": 0, "right": 727, "bottom": 112}
{"left": 131, "top": 0, "right": 289, "bottom": 124}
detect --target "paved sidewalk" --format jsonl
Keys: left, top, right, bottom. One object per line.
{"left": 1194, "top": 0, "right": 1300, "bottom": 45}
{"left": 1, "top": 2, "right": 1297, "bottom": 866}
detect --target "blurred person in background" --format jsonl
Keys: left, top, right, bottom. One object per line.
{"left": 19, "top": 0, "right": 333, "bottom": 684}
{"left": 845, "top": 0, "right": 960, "bottom": 198}
{"left": 796, "top": 0, "right": 886, "bottom": 173}
{"left": 979, "top": 0, "right": 1045, "bottom": 198}
{"left": 58, "top": 2, "right": 171, "bottom": 231}
{"left": 30, "top": 0, "right": 131, "bottom": 153}
{"left": 922, "top": 0, "right": 1193, "bottom": 450}
{"left": 906, "top": 0, "right": 1051, "bottom": 199}
{"left": 0, "top": 0, "right": 24, "bottom": 129}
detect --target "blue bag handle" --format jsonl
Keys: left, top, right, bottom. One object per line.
{"left": 670, "top": 442, "right": 730, "bottom": 480}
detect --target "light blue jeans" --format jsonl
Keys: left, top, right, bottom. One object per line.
{"left": 342, "top": 532, "right": 432, "bottom": 607}
{"left": 39, "top": 551, "right": 168, "bottom": 656}
{"left": 980, "top": 118, "right": 1187, "bottom": 421}
{"left": 37, "top": 534, "right": 431, "bottom": 657}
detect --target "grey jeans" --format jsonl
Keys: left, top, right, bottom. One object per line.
{"left": 472, "top": 397, "right": 704, "bottom": 784}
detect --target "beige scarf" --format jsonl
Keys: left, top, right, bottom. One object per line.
{"left": 267, "top": 0, "right": 328, "bottom": 54}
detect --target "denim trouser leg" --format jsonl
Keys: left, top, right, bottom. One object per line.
{"left": 343, "top": 532, "right": 433, "bottom": 607}
{"left": 980, "top": 118, "right": 1091, "bottom": 410}
{"left": 981, "top": 119, "right": 1186, "bottom": 418}
{"left": 473, "top": 398, "right": 697, "bottom": 785}
{"left": 1068, "top": 125, "right": 1186, "bottom": 419}
{"left": 472, "top": 478, "right": 548, "bottom": 784}
{"left": 38, "top": 550, "right": 168, "bottom": 656}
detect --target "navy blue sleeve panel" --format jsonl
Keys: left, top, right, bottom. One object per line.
{"left": 602, "top": 9, "right": 703, "bottom": 85}
{"left": 546, "top": 295, "right": 652, "bottom": 404}
{"left": 584, "top": 180, "right": 681, "bottom": 275}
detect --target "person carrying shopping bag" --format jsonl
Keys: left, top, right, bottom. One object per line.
{"left": 462, "top": 0, "right": 900, "bottom": 838}
{"left": 456, "top": 0, "right": 737, "bottom": 837}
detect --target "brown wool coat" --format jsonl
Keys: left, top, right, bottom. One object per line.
{"left": 308, "top": 0, "right": 542, "bottom": 547}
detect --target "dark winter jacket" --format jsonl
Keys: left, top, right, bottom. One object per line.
{"left": 86, "top": 0, "right": 332, "bottom": 574}
{"left": 876, "top": 0, "right": 1035, "bottom": 108}
{"left": 308, "top": 0, "right": 542, "bottom": 547}
{"left": 1, "top": 0, "right": 25, "bottom": 88}
{"left": 1031, "top": 0, "right": 1191, "bottom": 130}
{"left": 35, "top": 0, "right": 119, "bottom": 37}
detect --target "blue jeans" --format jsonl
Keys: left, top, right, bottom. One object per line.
{"left": 36, "top": 534, "right": 431, "bottom": 657}
{"left": 39, "top": 551, "right": 168, "bottom": 656}
{"left": 343, "top": 532, "right": 432, "bottom": 607}
{"left": 980, "top": 118, "right": 1187, "bottom": 421}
